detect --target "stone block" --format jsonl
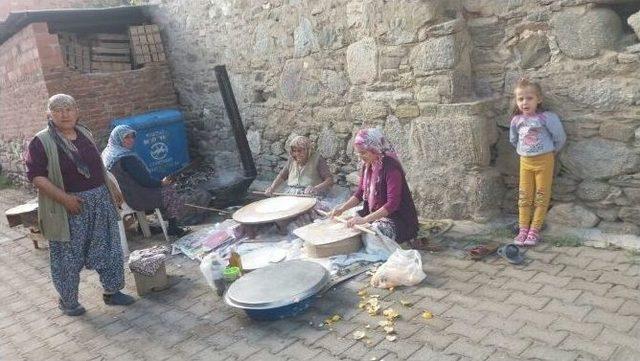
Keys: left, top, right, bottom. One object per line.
{"left": 394, "top": 104, "right": 419, "bottom": 119}
{"left": 408, "top": 105, "right": 496, "bottom": 167}
{"left": 546, "top": 203, "right": 599, "bottom": 228}
{"left": 494, "top": 132, "right": 519, "bottom": 176}
{"left": 600, "top": 121, "right": 637, "bottom": 142}
{"left": 618, "top": 206, "right": 640, "bottom": 224}
{"left": 346, "top": 37, "right": 377, "bottom": 84}
{"left": 598, "top": 221, "right": 640, "bottom": 235}
{"left": 410, "top": 31, "right": 471, "bottom": 75}
{"left": 551, "top": 7, "right": 623, "bottom": 59}
{"left": 513, "top": 31, "right": 550, "bottom": 69}
{"left": 577, "top": 180, "right": 611, "bottom": 202}
{"left": 560, "top": 139, "right": 640, "bottom": 180}
{"left": 628, "top": 10, "right": 640, "bottom": 39}
{"left": 368, "top": 0, "right": 442, "bottom": 45}
{"left": 294, "top": 17, "right": 317, "bottom": 57}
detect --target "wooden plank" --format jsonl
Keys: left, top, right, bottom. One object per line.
{"left": 91, "top": 55, "right": 131, "bottom": 63}
{"left": 93, "top": 41, "right": 130, "bottom": 49}
{"left": 95, "top": 33, "right": 129, "bottom": 41}
{"left": 92, "top": 46, "right": 130, "bottom": 55}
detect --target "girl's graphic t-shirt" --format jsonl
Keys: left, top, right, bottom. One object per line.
{"left": 509, "top": 111, "right": 566, "bottom": 156}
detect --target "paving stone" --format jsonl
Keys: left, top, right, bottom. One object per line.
{"left": 485, "top": 351, "right": 525, "bottom": 361}
{"left": 575, "top": 291, "right": 625, "bottom": 313}
{"left": 439, "top": 257, "right": 475, "bottom": 270}
{"left": 549, "top": 317, "right": 603, "bottom": 340}
{"left": 480, "top": 330, "right": 531, "bottom": 355}
{"left": 500, "top": 279, "right": 543, "bottom": 295}
{"left": 618, "top": 300, "right": 640, "bottom": 316}
{"left": 497, "top": 269, "right": 537, "bottom": 282}
{"left": 525, "top": 260, "right": 565, "bottom": 275}
{"left": 587, "top": 259, "right": 629, "bottom": 272}
{"left": 535, "top": 285, "right": 582, "bottom": 303}
{"left": 411, "top": 286, "right": 451, "bottom": 300}
{"left": 340, "top": 342, "right": 388, "bottom": 361}
{"left": 519, "top": 323, "right": 568, "bottom": 346}
{"left": 521, "top": 344, "right": 578, "bottom": 361}
{"left": 579, "top": 248, "right": 621, "bottom": 262}
{"left": 444, "top": 321, "right": 491, "bottom": 342}
{"left": 607, "top": 284, "right": 640, "bottom": 300}
{"left": 378, "top": 339, "right": 423, "bottom": 359}
{"left": 530, "top": 273, "right": 572, "bottom": 288}
{"left": 509, "top": 306, "right": 557, "bottom": 328}
{"left": 471, "top": 286, "right": 512, "bottom": 302}
{"left": 542, "top": 299, "right": 592, "bottom": 322}
{"left": 597, "top": 271, "right": 639, "bottom": 289}
{"left": 443, "top": 338, "right": 494, "bottom": 360}
{"left": 407, "top": 346, "right": 460, "bottom": 361}
{"left": 480, "top": 314, "right": 525, "bottom": 335}
{"left": 610, "top": 347, "right": 640, "bottom": 361}
{"left": 223, "top": 339, "right": 263, "bottom": 359}
{"left": 279, "top": 341, "right": 322, "bottom": 360}
{"left": 560, "top": 335, "right": 616, "bottom": 360}
{"left": 443, "top": 305, "right": 485, "bottom": 324}
{"left": 468, "top": 274, "right": 509, "bottom": 288}
{"left": 412, "top": 325, "right": 458, "bottom": 350}
{"left": 446, "top": 269, "right": 480, "bottom": 282}
{"left": 566, "top": 279, "right": 612, "bottom": 296}
{"left": 313, "top": 332, "right": 357, "bottom": 356}
{"left": 469, "top": 261, "right": 502, "bottom": 276}
{"left": 556, "top": 266, "right": 602, "bottom": 282}
{"left": 552, "top": 254, "right": 593, "bottom": 268}
{"left": 504, "top": 291, "right": 551, "bottom": 310}
{"left": 244, "top": 349, "right": 289, "bottom": 361}
{"left": 441, "top": 279, "right": 481, "bottom": 294}
{"left": 524, "top": 249, "right": 558, "bottom": 263}
{"left": 586, "top": 309, "right": 639, "bottom": 333}
{"left": 598, "top": 327, "right": 640, "bottom": 353}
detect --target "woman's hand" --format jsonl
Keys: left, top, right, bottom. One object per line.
{"left": 346, "top": 215, "right": 367, "bottom": 228}
{"left": 113, "top": 190, "right": 124, "bottom": 208}
{"left": 161, "top": 176, "right": 174, "bottom": 186}
{"left": 63, "top": 194, "right": 83, "bottom": 215}
{"left": 329, "top": 205, "right": 344, "bottom": 218}
{"left": 265, "top": 186, "right": 274, "bottom": 197}
{"left": 304, "top": 186, "right": 316, "bottom": 195}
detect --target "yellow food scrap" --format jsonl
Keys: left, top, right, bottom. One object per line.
{"left": 383, "top": 326, "right": 395, "bottom": 334}
{"left": 422, "top": 311, "right": 433, "bottom": 320}
{"left": 353, "top": 330, "right": 366, "bottom": 340}
{"left": 324, "top": 314, "right": 342, "bottom": 325}
{"left": 382, "top": 308, "right": 400, "bottom": 321}
{"left": 400, "top": 300, "right": 413, "bottom": 307}
{"left": 385, "top": 335, "right": 397, "bottom": 342}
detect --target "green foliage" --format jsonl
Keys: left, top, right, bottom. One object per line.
{"left": 547, "top": 235, "right": 583, "bottom": 247}
{"left": 0, "top": 175, "right": 13, "bottom": 190}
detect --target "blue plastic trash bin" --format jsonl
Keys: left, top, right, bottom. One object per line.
{"left": 112, "top": 109, "right": 190, "bottom": 180}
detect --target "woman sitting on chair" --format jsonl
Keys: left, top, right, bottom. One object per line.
{"left": 102, "top": 125, "right": 186, "bottom": 236}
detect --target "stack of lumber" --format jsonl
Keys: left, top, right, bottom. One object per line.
{"left": 90, "top": 33, "right": 132, "bottom": 73}
{"left": 59, "top": 33, "right": 91, "bottom": 73}
{"left": 129, "top": 25, "right": 166, "bottom": 67}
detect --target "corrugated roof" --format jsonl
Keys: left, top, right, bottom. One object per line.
{"left": 0, "top": 5, "right": 155, "bottom": 45}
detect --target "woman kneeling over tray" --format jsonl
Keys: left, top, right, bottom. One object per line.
{"left": 330, "top": 128, "right": 420, "bottom": 247}
{"left": 265, "top": 135, "right": 334, "bottom": 197}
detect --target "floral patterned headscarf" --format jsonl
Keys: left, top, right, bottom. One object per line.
{"left": 101, "top": 125, "right": 139, "bottom": 170}
{"left": 353, "top": 128, "right": 399, "bottom": 208}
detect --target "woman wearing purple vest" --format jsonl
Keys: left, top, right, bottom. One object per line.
{"left": 330, "top": 128, "right": 418, "bottom": 245}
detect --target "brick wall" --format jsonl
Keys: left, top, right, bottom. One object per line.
{"left": 45, "top": 64, "right": 178, "bottom": 143}
{"left": 0, "top": 0, "right": 127, "bottom": 21}
{"left": 0, "top": 23, "right": 50, "bottom": 141}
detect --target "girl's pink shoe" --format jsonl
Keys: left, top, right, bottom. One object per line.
{"left": 514, "top": 227, "right": 529, "bottom": 246}
{"left": 524, "top": 228, "right": 541, "bottom": 246}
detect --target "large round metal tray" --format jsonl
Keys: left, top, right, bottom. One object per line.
{"left": 224, "top": 260, "right": 329, "bottom": 310}
{"left": 232, "top": 196, "right": 317, "bottom": 224}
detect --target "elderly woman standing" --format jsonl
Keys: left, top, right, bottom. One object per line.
{"left": 25, "top": 94, "right": 135, "bottom": 316}
{"left": 265, "top": 135, "right": 333, "bottom": 196}
{"left": 102, "top": 125, "right": 186, "bottom": 236}
{"left": 331, "top": 128, "right": 419, "bottom": 245}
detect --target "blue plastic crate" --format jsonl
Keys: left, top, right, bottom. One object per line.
{"left": 112, "top": 109, "right": 189, "bottom": 180}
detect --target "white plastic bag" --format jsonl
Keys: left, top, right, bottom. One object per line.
{"left": 362, "top": 230, "right": 401, "bottom": 261}
{"left": 199, "top": 252, "right": 228, "bottom": 294}
{"left": 370, "top": 249, "right": 426, "bottom": 288}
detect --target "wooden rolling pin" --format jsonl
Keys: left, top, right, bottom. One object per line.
{"left": 251, "top": 191, "right": 315, "bottom": 198}
{"left": 316, "top": 209, "right": 376, "bottom": 235}
{"left": 184, "top": 203, "right": 231, "bottom": 214}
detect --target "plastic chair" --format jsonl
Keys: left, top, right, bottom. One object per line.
{"left": 106, "top": 171, "right": 170, "bottom": 256}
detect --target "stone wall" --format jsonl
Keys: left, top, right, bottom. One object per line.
{"left": 144, "top": 1, "right": 640, "bottom": 229}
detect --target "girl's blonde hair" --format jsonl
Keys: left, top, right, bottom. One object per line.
{"left": 510, "top": 78, "right": 546, "bottom": 116}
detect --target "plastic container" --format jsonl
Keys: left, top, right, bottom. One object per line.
{"left": 112, "top": 109, "right": 190, "bottom": 179}
{"left": 223, "top": 266, "right": 241, "bottom": 289}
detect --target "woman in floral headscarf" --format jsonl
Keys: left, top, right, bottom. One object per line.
{"left": 330, "top": 128, "right": 418, "bottom": 244}
{"left": 265, "top": 135, "right": 333, "bottom": 196}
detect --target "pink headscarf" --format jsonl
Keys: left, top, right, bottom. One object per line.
{"left": 353, "top": 128, "right": 399, "bottom": 209}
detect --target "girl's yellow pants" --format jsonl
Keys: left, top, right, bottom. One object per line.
{"left": 518, "top": 152, "right": 554, "bottom": 230}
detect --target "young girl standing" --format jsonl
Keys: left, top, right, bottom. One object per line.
{"left": 509, "top": 78, "right": 566, "bottom": 246}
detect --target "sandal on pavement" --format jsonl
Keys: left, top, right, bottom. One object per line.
{"left": 513, "top": 227, "right": 529, "bottom": 246}
{"left": 465, "top": 242, "right": 500, "bottom": 261}
{"left": 497, "top": 244, "right": 525, "bottom": 265}
{"left": 523, "top": 229, "right": 541, "bottom": 246}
